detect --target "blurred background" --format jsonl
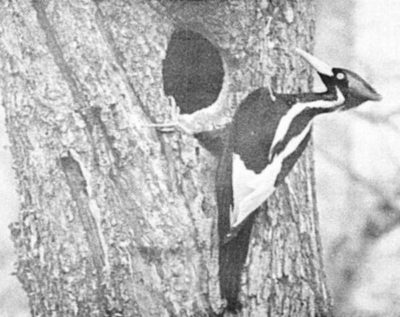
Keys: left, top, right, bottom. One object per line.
{"left": 1, "top": 1, "right": 399, "bottom": 316}
{"left": 315, "top": 1, "right": 400, "bottom": 316}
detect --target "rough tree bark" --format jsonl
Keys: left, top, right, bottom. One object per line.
{"left": 0, "top": 0, "right": 330, "bottom": 316}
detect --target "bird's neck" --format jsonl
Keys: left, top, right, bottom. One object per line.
{"left": 289, "top": 87, "right": 345, "bottom": 115}
{"left": 295, "top": 87, "right": 342, "bottom": 103}
{"left": 267, "top": 87, "right": 345, "bottom": 162}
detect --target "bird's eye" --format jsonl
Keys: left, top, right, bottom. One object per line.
{"left": 336, "top": 73, "right": 345, "bottom": 80}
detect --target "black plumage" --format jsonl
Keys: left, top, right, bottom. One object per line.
{"left": 215, "top": 54, "right": 381, "bottom": 311}
{"left": 216, "top": 90, "right": 338, "bottom": 311}
{"left": 179, "top": 50, "right": 381, "bottom": 313}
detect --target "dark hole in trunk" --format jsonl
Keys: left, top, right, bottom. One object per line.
{"left": 162, "top": 29, "right": 224, "bottom": 114}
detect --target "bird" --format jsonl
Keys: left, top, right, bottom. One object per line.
{"left": 147, "top": 48, "right": 381, "bottom": 313}
{"left": 217, "top": 48, "right": 382, "bottom": 312}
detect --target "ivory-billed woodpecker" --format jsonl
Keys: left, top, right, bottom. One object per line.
{"left": 149, "top": 48, "right": 381, "bottom": 313}
{"left": 217, "top": 49, "right": 381, "bottom": 312}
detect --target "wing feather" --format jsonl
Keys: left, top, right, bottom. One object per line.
{"left": 231, "top": 123, "right": 313, "bottom": 229}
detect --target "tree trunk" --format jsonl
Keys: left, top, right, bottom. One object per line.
{"left": 0, "top": 0, "right": 330, "bottom": 316}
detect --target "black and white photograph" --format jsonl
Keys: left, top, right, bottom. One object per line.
{"left": 0, "top": 1, "right": 398, "bottom": 316}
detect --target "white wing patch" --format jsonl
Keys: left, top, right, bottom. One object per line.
{"left": 268, "top": 88, "right": 345, "bottom": 161}
{"left": 230, "top": 88, "right": 345, "bottom": 230}
{"left": 231, "top": 122, "right": 313, "bottom": 229}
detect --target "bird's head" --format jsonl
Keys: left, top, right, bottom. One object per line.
{"left": 295, "top": 48, "right": 382, "bottom": 109}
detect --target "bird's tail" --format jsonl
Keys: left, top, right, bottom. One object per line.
{"left": 219, "top": 214, "right": 255, "bottom": 312}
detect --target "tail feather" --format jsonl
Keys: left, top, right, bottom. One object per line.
{"left": 219, "top": 214, "right": 255, "bottom": 312}
{"left": 216, "top": 142, "right": 256, "bottom": 311}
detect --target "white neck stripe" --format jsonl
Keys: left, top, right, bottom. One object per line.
{"left": 269, "top": 88, "right": 344, "bottom": 161}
